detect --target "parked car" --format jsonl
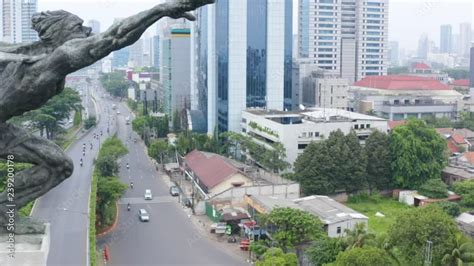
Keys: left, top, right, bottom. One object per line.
{"left": 170, "top": 186, "right": 179, "bottom": 196}
{"left": 144, "top": 189, "right": 153, "bottom": 200}
{"left": 138, "top": 209, "right": 149, "bottom": 222}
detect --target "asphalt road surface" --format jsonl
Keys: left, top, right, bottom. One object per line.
{"left": 97, "top": 102, "right": 246, "bottom": 265}
{"left": 32, "top": 80, "right": 115, "bottom": 266}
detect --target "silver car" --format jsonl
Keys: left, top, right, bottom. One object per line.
{"left": 144, "top": 189, "right": 153, "bottom": 200}
{"left": 138, "top": 209, "right": 149, "bottom": 222}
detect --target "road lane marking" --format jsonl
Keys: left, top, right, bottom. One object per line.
{"left": 118, "top": 196, "right": 174, "bottom": 205}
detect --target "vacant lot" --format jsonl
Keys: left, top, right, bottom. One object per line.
{"left": 347, "top": 195, "right": 412, "bottom": 235}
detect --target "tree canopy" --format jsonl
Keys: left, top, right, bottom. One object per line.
{"left": 453, "top": 179, "right": 474, "bottom": 207}
{"left": 256, "top": 247, "right": 298, "bottom": 266}
{"left": 99, "top": 72, "right": 130, "bottom": 98}
{"left": 390, "top": 119, "right": 447, "bottom": 189}
{"left": 417, "top": 178, "right": 448, "bottom": 199}
{"left": 387, "top": 205, "right": 459, "bottom": 265}
{"left": 364, "top": 130, "right": 393, "bottom": 191}
{"left": 293, "top": 130, "right": 369, "bottom": 194}
{"left": 333, "top": 247, "right": 394, "bottom": 266}
{"left": 259, "top": 207, "right": 324, "bottom": 252}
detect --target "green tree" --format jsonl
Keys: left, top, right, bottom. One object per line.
{"left": 172, "top": 109, "right": 181, "bottom": 132}
{"left": 95, "top": 155, "right": 119, "bottom": 177}
{"left": 442, "top": 68, "right": 470, "bottom": 80}
{"left": 148, "top": 139, "right": 169, "bottom": 164}
{"left": 418, "top": 178, "right": 448, "bottom": 198}
{"left": 334, "top": 247, "right": 394, "bottom": 266}
{"left": 452, "top": 180, "right": 474, "bottom": 207}
{"left": 341, "top": 131, "right": 368, "bottom": 193}
{"left": 259, "top": 207, "right": 324, "bottom": 262}
{"left": 99, "top": 72, "right": 130, "bottom": 97}
{"left": 307, "top": 236, "right": 347, "bottom": 266}
{"left": 344, "top": 223, "right": 375, "bottom": 250}
{"left": 256, "top": 247, "right": 297, "bottom": 266}
{"left": 84, "top": 116, "right": 96, "bottom": 129}
{"left": 388, "top": 66, "right": 409, "bottom": 75}
{"left": 365, "top": 130, "right": 392, "bottom": 192}
{"left": 441, "top": 234, "right": 474, "bottom": 266}
{"left": 388, "top": 205, "right": 460, "bottom": 265}
{"left": 96, "top": 176, "right": 128, "bottom": 225}
{"left": 424, "top": 116, "right": 454, "bottom": 128}
{"left": 436, "top": 201, "right": 461, "bottom": 217}
{"left": 293, "top": 130, "right": 369, "bottom": 194}
{"left": 73, "top": 110, "right": 82, "bottom": 126}
{"left": 390, "top": 119, "right": 447, "bottom": 188}
{"left": 293, "top": 141, "right": 335, "bottom": 195}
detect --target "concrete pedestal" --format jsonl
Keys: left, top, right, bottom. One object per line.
{"left": 0, "top": 223, "right": 50, "bottom": 266}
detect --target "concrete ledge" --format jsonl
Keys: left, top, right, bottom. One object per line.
{"left": 0, "top": 223, "right": 50, "bottom": 266}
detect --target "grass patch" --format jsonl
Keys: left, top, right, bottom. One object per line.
{"left": 18, "top": 201, "right": 34, "bottom": 217}
{"left": 347, "top": 194, "right": 412, "bottom": 235}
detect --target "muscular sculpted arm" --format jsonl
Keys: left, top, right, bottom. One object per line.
{"left": 48, "top": 0, "right": 214, "bottom": 74}
{"left": 0, "top": 52, "right": 46, "bottom": 63}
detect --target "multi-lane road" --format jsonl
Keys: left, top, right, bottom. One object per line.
{"left": 97, "top": 100, "right": 245, "bottom": 265}
{"left": 32, "top": 78, "right": 245, "bottom": 265}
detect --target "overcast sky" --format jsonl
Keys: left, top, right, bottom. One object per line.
{"left": 38, "top": 0, "right": 473, "bottom": 51}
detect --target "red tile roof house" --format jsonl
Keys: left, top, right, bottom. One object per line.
{"left": 458, "top": 152, "right": 474, "bottom": 168}
{"left": 350, "top": 75, "right": 463, "bottom": 121}
{"left": 183, "top": 150, "right": 254, "bottom": 198}
{"left": 450, "top": 79, "right": 470, "bottom": 93}
{"left": 436, "top": 128, "right": 473, "bottom": 153}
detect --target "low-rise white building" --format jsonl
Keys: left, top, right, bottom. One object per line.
{"left": 350, "top": 75, "right": 464, "bottom": 121}
{"left": 241, "top": 108, "right": 388, "bottom": 167}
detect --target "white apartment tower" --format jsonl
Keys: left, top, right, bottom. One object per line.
{"left": 299, "top": 0, "right": 389, "bottom": 82}
{"left": 1, "top": 0, "right": 37, "bottom": 43}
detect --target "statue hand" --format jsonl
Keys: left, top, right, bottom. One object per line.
{"left": 23, "top": 54, "right": 47, "bottom": 64}
{"left": 176, "top": 0, "right": 215, "bottom": 10}
{"left": 168, "top": 0, "right": 215, "bottom": 20}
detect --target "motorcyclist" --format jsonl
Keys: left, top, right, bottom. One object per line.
{"left": 126, "top": 163, "right": 129, "bottom": 169}
{"left": 127, "top": 203, "right": 131, "bottom": 211}
{"left": 130, "top": 182, "right": 134, "bottom": 189}
{"left": 79, "top": 158, "right": 83, "bottom": 167}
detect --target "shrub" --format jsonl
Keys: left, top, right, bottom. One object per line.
{"left": 418, "top": 179, "right": 448, "bottom": 199}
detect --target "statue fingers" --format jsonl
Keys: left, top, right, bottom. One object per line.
{"left": 181, "top": 12, "right": 196, "bottom": 21}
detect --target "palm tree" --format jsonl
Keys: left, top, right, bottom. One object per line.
{"left": 344, "top": 222, "right": 376, "bottom": 249}
{"left": 442, "top": 234, "right": 474, "bottom": 266}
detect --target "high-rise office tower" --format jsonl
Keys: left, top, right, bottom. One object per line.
{"left": 460, "top": 23, "right": 472, "bottom": 56}
{"left": 299, "top": 0, "right": 389, "bottom": 82}
{"left": 440, "top": 24, "right": 452, "bottom": 54}
{"left": 112, "top": 47, "right": 130, "bottom": 69}
{"left": 389, "top": 41, "right": 399, "bottom": 66}
{"left": 160, "top": 27, "right": 191, "bottom": 118}
{"left": 192, "top": 0, "right": 293, "bottom": 133}
{"left": 1, "top": 0, "right": 38, "bottom": 43}
{"left": 417, "top": 34, "right": 429, "bottom": 59}
{"left": 128, "top": 38, "right": 144, "bottom": 67}
{"left": 152, "top": 35, "right": 160, "bottom": 68}
{"left": 87, "top": 19, "right": 101, "bottom": 34}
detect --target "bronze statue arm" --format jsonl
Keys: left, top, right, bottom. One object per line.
{"left": 0, "top": 52, "right": 46, "bottom": 63}
{"left": 56, "top": 0, "right": 214, "bottom": 72}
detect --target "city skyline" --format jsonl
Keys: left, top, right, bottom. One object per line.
{"left": 37, "top": 0, "right": 473, "bottom": 52}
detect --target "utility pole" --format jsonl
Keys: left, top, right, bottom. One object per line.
{"left": 424, "top": 240, "right": 433, "bottom": 266}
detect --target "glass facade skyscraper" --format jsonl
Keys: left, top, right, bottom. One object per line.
{"left": 193, "top": 0, "right": 293, "bottom": 133}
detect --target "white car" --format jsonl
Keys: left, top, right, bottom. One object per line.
{"left": 138, "top": 209, "right": 149, "bottom": 222}
{"left": 116, "top": 110, "right": 121, "bottom": 114}
{"left": 144, "top": 189, "right": 152, "bottom": 200}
